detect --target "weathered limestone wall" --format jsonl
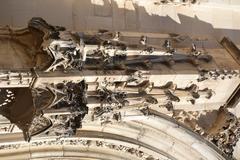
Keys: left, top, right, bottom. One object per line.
{"left": 0, "top": 0, "right": 240, "bottom": 44}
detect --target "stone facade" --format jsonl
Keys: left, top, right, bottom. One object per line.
{"left": 0, "top": 14, "right": 239, "bottom": 160}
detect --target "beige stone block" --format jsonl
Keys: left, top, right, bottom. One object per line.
{"left": 72, "top": 0, "right": 94, "bottom": 30}
{"left": 137, "top": 5, "right": 163, "bottom": 32}
{"left": 35, "top": 0, "right": 73, "bottom": 29}
{"left": 159, "top": 5, "right": 178, "bottom": 33}
{"left": 124, "top": 0, "right": 138, "bottom": 30}
{"left": 30, "top": 145, "right": 63, "bottom": 158}
{"left": 9, "top": 0, "right": 36, "bottom": 12}
{"left": 12, "top": 11, "right": 36, "bottom": 27}
{"left": 0, "top": 146, "right": 31, "bottom": 160}
{"left": 0, "top": 0, "right": 14, "bottom": 26}
{"left": 192, "top": 7, "right": 214, "bottom": 36}
{"left": 175, "top": 6, "right": 195, "bottom": 36}
{"left": 8, "top": 0, "right": 37, "bottom": 27}
{"left": 93, "top": 0, "right": 112, "bottom": 17}
{"left": 87, "top": 16, "right": 112, "bottom": 30}
{"left": 112, "top": 0, "right": 125, "bottom": 30}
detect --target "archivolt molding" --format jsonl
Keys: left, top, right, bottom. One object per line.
{"left": 0, "top": 113, "right": 227, "bottom": 160}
